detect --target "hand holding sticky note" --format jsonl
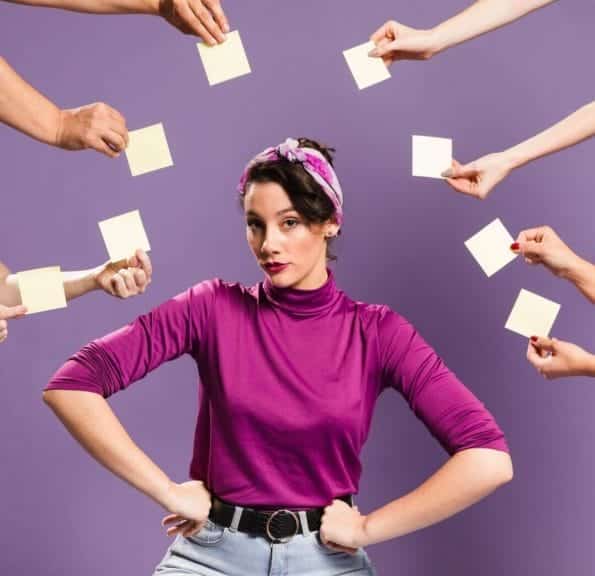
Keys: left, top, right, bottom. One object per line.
{"left": 343, "top": 41, "right": 391, "bottom": 90}
{"left": 17, "top": 266, "right": 67, "bottom": 314}
{"left": 99, "top": 210, "right": 151, "bottom": 263}
{"left": 465, "top": 218, "right": 517, "bottom": 277}
{"left": 197, "top": 30, "right": 251, "bottom": 86}
{"left": 125, "top": 123, "right": 173, "bottom": 177}
{"left": 505, "top": 289, "right": 560, "bottom": 338}
{"left": 412, "top": 135, "right": 453, "bottom": 179}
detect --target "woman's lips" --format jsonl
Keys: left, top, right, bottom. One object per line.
{"left": 264, "top": 263, "right": 289, "bottom": 275}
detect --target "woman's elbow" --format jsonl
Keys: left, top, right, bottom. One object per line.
{"left": 493, "top": 451, "right": 514, "bottom": 487}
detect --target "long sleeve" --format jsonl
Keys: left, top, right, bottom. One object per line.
{"left": 379, "top": 307, "right": 508, "bottom": 455}
{"left": 46, "top": 280, "right": 218, "bottom": 397}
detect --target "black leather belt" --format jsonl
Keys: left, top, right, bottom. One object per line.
{"left": 208, "top": 494, "right": 353, "bottom": 543}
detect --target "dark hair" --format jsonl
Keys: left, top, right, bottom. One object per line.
{"left": 240, "top": 138, "right": 341, "bottom": 260}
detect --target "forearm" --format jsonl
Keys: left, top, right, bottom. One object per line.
{"left": 564, "top": 256, "right": 595, "bottom": 304}
{"left": 4, "top": 0, "right": 158, "bottom": 14}
{"left": 0, "top": 57, "right": 63, "bottom": 146}
{"left": 431, "top": 0, "right": 556, "bottom": 55}
{"left": 362, "top": 448, "right": 513, "bottom": 545}
{"left": 43, "top": 390, "right": 173, "bottom": 506}
{"left": 0, "top": 268, "right": 99, "bottom": 306}
{"left": 501, "top": 101, "right": 595, "bottom": 170}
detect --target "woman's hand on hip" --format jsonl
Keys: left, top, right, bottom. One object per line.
{"left": 161, "top": 480, "right": 212, "bottom": 538}
{"left": 319, "top": 499, "right": 368, "bottom": 554}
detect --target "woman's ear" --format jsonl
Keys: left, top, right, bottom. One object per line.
{"left": 324, "top": 221, "right": 340, "bottom": 239}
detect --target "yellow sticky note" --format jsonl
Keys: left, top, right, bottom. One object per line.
{"left": 465, "top": 218, "right": 517, "bottom": 277}
{"left": 343, "top": 41, "right": 391, "bottom": 90}
{"left": 505, "top": 289, "right": 561, "bottom": 338}
{"left": 197, "top": 30, "right": 251, "bottom": 86}
{"left": 99, "top": 209, "right": 151, "bottom": 263}
{"left": 125, "top": 123, "right": 173, "bottom": 177}
{"left": 17, "top": 266, "right": 67, "bottom": 315}
{"left": 412, "top": 135, "right": 452, "bottom": 179}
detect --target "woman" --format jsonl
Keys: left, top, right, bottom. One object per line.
{"left": 43, "top": 138, "right": 513, "bottom": 576}
{"left": 511, "top": 225, "right": 595, "bottom": 379}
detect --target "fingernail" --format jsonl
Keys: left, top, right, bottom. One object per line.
{"left": 441, "top": 169, "right": 453, "bottom": 177}
{"left": 530, "top": 336, "right": 538, "bottom": 342}
{"left": 510, "top": 242, "right": 520, "bottom": 251}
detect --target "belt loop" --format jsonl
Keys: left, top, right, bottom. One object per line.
{"left": 229, "top": 505, "right": 244, "bottom": 532}
{"left": 297, "top": 511, "right": 310, "bottom": 537}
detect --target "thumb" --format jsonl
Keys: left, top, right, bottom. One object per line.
{"left": 0, "top": 304, "right": 27, "bottom": 320}
{"left": 369, "top": 39, "right": 398, "bottom": 58}
{"left": 516, "top": 240, "right": 544, "bottom": 260}
{"left": 442, "top": 160, "right": 477, "bottom": 179}
{"left": 530, "top": 335, "right": 556, "bottom": 353}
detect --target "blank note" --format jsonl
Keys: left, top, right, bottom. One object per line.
{"left": 99, "top": 209, "right": 151, "bottom": 263}
{"left": 343, "top": 41, "right": 391, "bottom": 90}
{"left": 505, "top": 289, "right": 560, "bottom": 338}
{"left": 197, "top": 30, "right": 251, "bottom": 86}
{"left": 412, "top": 135, "right": 452, "bottom": 179}
{"left": 17, "top": 266, "right": 67, "bottom": 315}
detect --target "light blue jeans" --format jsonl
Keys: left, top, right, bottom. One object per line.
{"left": 153, "top": 519, "right": 376, "bottom": 576}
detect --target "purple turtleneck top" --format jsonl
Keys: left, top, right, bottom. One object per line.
{"left": 46, "top": 271, "right": 508, "bottom": 508}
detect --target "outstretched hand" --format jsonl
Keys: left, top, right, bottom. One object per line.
{"left": 159, "top": 0, "right": 229, "bottom": 44}
{"left": 511, "top": 226, "right": 580, "bottom": 278}
{"left": 442, "top": 154, "right": 512, "bottom": 200}
{"left": 94, "top": 250, "right": 153, "bottom": 299}
{"left": 57, "top": 102, "right": 128, "bottom": 158}
{"left": 369, "top": 20, "right": 437, "bottom": 64}
{"left": 527, "top": 337, "right": 595, "bottom": 379}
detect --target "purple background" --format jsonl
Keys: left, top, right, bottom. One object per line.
{"left": 1, "top": 1, "right": 594, "bottom": 574}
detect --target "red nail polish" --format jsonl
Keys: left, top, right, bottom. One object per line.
{"left": 510, "top": 243, "right": 520, "bottom": 251}
{"left": 530, "top": 336, "right": 538, "bottom": 342}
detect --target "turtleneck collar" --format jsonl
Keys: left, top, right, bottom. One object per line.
{"left": 262, "top": 268, "right": 341, "bottom": 317}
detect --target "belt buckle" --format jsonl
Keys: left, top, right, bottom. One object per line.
{"left": 265, "top": 509, "right": 299, "bottom": 543}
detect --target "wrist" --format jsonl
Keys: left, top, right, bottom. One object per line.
{"left": 585, "top": 354, "right": 595, "bottom": 377}
{"left": 359, "top": 514, "right": 378, "bottom": 547}
{"left": 54, "top": 108, "right": 73, "bottom": 149}
{"left": 427, "top": 25, "right": 448, "bottom": 56}
{"left": 563, "top": 255, "right": 591, "bottom": 284}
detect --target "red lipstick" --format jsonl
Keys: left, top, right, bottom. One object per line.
{"left": 264, "top": 262, "right": 289, "bottom": 275}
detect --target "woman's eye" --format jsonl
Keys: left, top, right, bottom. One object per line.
{"left": 283, "top": 219, "right": 299, "bottom": 228}
{"left": 247, "top": 220, "right": 262, "bottom": 230}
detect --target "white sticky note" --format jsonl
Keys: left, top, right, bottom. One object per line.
{"left": 343, "top": 41, "right": 391, "bottom": 90}
{"left": 17, "top": 266, "right": 67, "bottom": 315}
{"left": 505, "top": 289, "right": 561, "bottom": 338}
{"left": 412, "top": 135, "right": 453, "bottom": 179}
{"left": 465, "top": 218, "right": 517, "bottom": 277}
{"left": 99, "top": 209, "right": 151, "bottom": 263}
{"left": 125, "top": 123, "right": 173, "bottom": 177}
{"left": 197, "top": 30, "right": 251, "bottom": 86}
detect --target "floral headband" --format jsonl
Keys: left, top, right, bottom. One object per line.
{"left": 238, "top": 138, "right": 344, "bottom": 224}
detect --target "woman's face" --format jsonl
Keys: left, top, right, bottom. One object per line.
{"left": 244, "top": 181, "right": 338, "bottom": 290}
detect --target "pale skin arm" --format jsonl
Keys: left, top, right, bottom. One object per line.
{"left": 0, "top": 57, "right": 128, "bottom": 157}
{"left": 512, "top": 225, "right": 595, "bottom": 304}
{"left": 443, "top": 101, "right": 595, "bottom": 199}
{"left": 527, "top": 337, "right": 595, "bottom": 380}
{"left": 320, "top": 448, "right": 513, "bottom": 551}
{"left": 0, "top": 250, "right": 152, "bottom": 307}
{"left": 4, "top": 0, "right": 229, "bottom": 43}
{"left": 43, "top": 389, "right": 212, "bottom": 536}
{"left": 370, "top": 0, "right": 556, "bottom": 63}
